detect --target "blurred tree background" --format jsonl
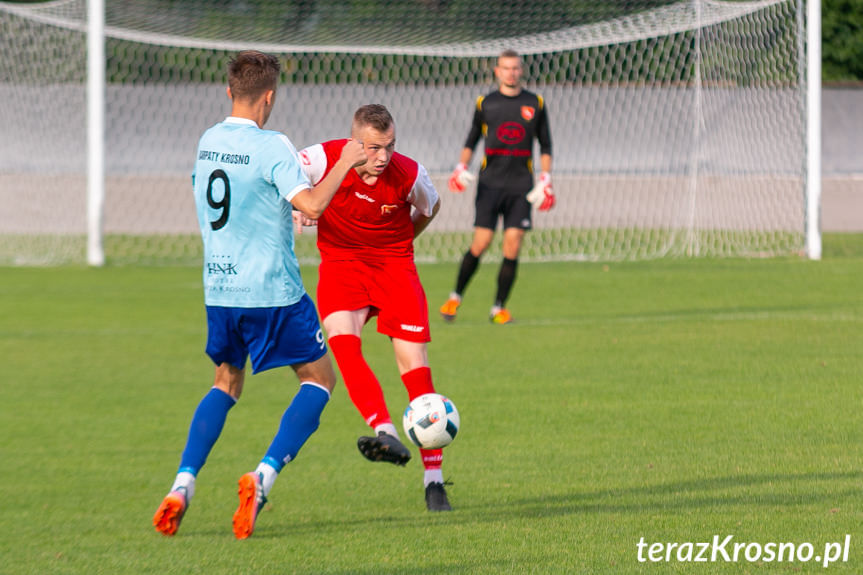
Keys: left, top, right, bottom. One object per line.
{"left": 822, "top": 0, "right": 863, "bottom": 82}
{"left": 5, "top": 0, "right": 863, "bottom": 82}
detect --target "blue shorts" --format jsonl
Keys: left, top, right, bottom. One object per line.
{"left": 205, "top": 294, "right": 327, "bottom": 374}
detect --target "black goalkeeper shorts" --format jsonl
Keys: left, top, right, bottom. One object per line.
{"left": 474, "top": 181, "right": 533, "bottom": 231}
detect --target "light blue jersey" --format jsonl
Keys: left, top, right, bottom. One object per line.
{"left": 192, "top": 117, "right": 310, "bottom": 307}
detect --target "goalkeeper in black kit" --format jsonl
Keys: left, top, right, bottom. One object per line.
{"left": 440, "top": 49, "right": 555, "bottom": 325}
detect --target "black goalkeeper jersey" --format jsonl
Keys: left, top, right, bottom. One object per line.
{"left": 464, "top": 89, "right": 552, "bottom": 195}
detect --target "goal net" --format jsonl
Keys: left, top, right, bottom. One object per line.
{"left": 0, "top": 0, "right": 812, "bottom": 265}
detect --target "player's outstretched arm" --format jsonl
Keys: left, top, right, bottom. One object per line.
{"left": 292, "top": 139, "right": 365, "bottom": 219}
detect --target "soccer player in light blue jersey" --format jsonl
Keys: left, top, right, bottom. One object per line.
{"left": 153, "top": 50, "right": 365, "bottom": 539}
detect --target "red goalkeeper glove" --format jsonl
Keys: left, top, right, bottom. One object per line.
{"left": 448, "top": 163, "right": 475, "bottom": 193}
{"left": 527, "top": 172, "right": 555, "bottom": 211}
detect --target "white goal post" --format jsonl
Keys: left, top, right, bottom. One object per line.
{"left": 806, "top": 0, "right": 821, "bottom": 260}
{"left": 88, "top": 0, "right": 105, "bottom": 266}
{"left": 0, "top": 0, "right": 820, "bottom": 265}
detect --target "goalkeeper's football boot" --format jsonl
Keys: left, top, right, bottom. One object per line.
{"left": 153, "top": 487, "right": 188, "bottom": 536}
{"left": 489, "top": 308, "right": 513, "bottom": 324}
{"left": 357, "top": 431, "right": 412, "bottom": 466}
{"left": 232, "top": 472, "right": 267, "bottom": 540}
{"left": 425, "top": 482, "right": 452, "bottom": 512}
{"left": 439, "top": 297, "right": 461, "bottom": 322}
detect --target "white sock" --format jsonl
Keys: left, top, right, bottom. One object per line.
{"left": 255, "top": 462, "right": 279, "bottom": 497}
{"left": 374, "top": 422, "right": 399, "bottom": 438}
{"left": 449, "top": 292, "right": 462, "bottom": 303}
{"left": 170, "top": 471, "right": 196, "bottom": 500}
{"left": 424, "top": 468, "right": 444, "bottom": 488}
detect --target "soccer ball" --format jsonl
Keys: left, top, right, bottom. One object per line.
{"left": 402, "top": 393, "right": 460, "bottom": 449}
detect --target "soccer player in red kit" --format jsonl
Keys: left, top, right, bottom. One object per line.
{"left": 297, "top": 104, "right": 451, "bottom": 511}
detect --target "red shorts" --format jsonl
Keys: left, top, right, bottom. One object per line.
{"left": 317, "top": 258, "right": 431, "bottom": 343}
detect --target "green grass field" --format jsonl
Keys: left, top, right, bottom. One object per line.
{"left": 3, "top": 235, "right": 863, "bottom": 574}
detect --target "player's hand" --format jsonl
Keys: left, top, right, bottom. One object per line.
{"left": 340, "top": 138, "right": 367, "bottom": 169}
{"left": 292, "top": 209, "right": 318, "bottom": 234}
{"left": 448, "top": 163, "right": 475, "bottom": 193}
{"left": 527, "top": 172, "right": 555, "bottom": 211}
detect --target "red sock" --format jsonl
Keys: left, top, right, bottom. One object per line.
{"left": 328, "top": 335, "right": 391, "bottom": 428}
{"left": 401, "top": 367, "right": 442, "bottom": 469}
{"left": 420, "top": 448, "right": 443, "bottom": 470}
{"left": 401, "top": 366, "right": 435, "bottom": 401}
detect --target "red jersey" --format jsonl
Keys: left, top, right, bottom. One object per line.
{"left": 299, "top": 139, "right": 439, "bottom": 261}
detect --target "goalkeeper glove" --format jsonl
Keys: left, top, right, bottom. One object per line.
{"left": 526, "top": 172, "right": 555, "bottom": 211}
{"left": 448, "top": 163, "right": 475, "bottom": 193}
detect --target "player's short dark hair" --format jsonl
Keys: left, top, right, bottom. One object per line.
{"left": 499, "top": 49, "right": 520, "bottom": 60}
{"left": 353, "top": 104, "right": 394, "bottom": 133}
{"left": 228, "top": 51, "right": 280, "bottom": 101}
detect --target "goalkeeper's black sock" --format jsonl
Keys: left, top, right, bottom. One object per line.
{"left": 455, "top": 250, "right": 480, "bottom": 295}
{"left": 495, "top": 257, "right": 519, "bottom": 308}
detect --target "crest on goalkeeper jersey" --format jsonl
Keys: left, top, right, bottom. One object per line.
{"left": 521, "top": 106, "right": 535, "bottom": 121}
